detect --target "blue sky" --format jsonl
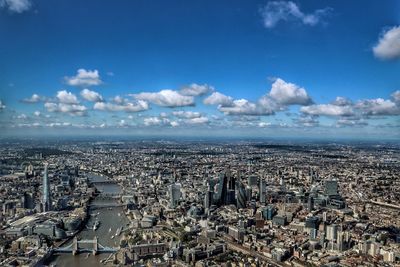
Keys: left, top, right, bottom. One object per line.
{"left": 0, "top": 0, "right": 399, "bottom": 139}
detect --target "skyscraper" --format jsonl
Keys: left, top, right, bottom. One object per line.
{"left": 259, "top": 180, "right": 266, "bottom": 204}
{"left": 325, "top": 180, "right": 339, "bottom": 196}
{"left": 236, "top": 181, "right": 247, "bottom": 209}
{"left": 168, "top": 183, "right": 182, "bottom": 209}
{"left": 42, "top": 163, "right": 51, "bottom": 211}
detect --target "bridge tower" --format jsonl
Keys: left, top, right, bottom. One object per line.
{"left": 72, "top": 236, "right": 78, "bottom": 255}
{"left": 93, "top": 236, "right": 98, "bottom": 255}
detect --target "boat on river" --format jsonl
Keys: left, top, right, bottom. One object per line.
{"left": 93, "top": 219, "right": 100, "bottom": 231}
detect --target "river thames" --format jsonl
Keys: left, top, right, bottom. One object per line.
{"left": 46, "top": 174, "right": 129, "bottom": 267}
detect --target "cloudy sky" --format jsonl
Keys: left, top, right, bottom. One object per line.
{"left": 0, "top": 0, "right": 399, "bottom": 139}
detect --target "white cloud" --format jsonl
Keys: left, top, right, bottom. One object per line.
{"left": 268, "top": 78, "right": 312, "bottom": 105}
{"left": 80, "top": 89, "right": 103, "bottom": 102}
{"left": 44, "top": 102, "right": 87, "bottom": 116}
{"left": 301, "top": 104, "right": 354, "bottom": 116}
{"left": 331, "top": 96, "right": 352, "bottom": 106}
{"left": 180, "top": 83, "right": 214, "bottom": 96}
{"left": 33, "top": 111, "right": 41, "bottom": 117}
{"left": 172, "top": 111, "right": 202, "bottom": 119}
{"left": 373, "top": 26, "right": 400, "bottom": 60}
{"left": 0, "top": 100, "right": 5, "bottom": 110}
{"left": 391, "top": 90, "right": 400, "bottom": 104}
{"left": 294, "top": 115, "right": 319, "bottom": 127}
{"left": 355, "top": 98, "right": 400, "bottom": 116}
{"left": 336, "top": 118, "right": 368, "bottom": 127}
{"left": 144, "top": 117, "right": 162, "bottom": 126}
{"left": 186, "top": 116, "right": 209, "bottom": 124}
{"left": 65, "top": 69, "right": 102, "bottom": 87}
{"left": 113, "top": 95, "right": 125, "bottom": 104}
{"left": 0, "top": 0, "right": 31, "bottom": 13}
{"left": 203, "top": 92, "right": 234, "bottom": 106}
{"left": 134, "top": 89, "right": 194, "bottom": 107}
{"left": 93, "top": 100, "right": 148, "bottom": 112}
{"left": 258, "top": 122, "right": 271, "bottom": 127}
{"left": 219, "top": 99, "right": 275, "bottom": 116}
{"left": 170, "top": 121, "right": 180, "bottom": 127}
{"left": 17, "top": 113, "right": 27, "bottom": 119}
{"left": 56, "top": 90, "right": 79, "bottom": 104}
{"left": 260, "top": 1, "right": 332, "bottom": 28}
{"left": 22, "top": 94, "right": 42, "bottom": 103}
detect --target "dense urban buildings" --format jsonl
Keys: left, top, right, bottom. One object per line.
{"left": 0, "top": 139, "right": 399, "bottom": 266}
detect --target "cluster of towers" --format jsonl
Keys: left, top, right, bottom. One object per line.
{"left": 204, "top": 170, "right": 267, "bottom": 211}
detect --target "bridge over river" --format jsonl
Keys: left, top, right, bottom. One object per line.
{"left": 53, "top": 236, "right": 119, "bottom": 255}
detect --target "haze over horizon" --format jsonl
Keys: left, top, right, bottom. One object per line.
{"left": 1, "top": 0, "right": 400, "bottom": 139}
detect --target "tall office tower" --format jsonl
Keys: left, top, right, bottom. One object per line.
{"left": 259, "top": 179, "right": 266, "bottom": 204}
{"left": 168, "top": 183, "right": 182, "bottom": 209}
{"left": 325, "top": 179, "right": 339, "bottom": 196}
{"left": 236, "top": 181, "right": 247, "bottom": 209}
{"left": 307, "top": 195, "right": 314, "bottom": 211}
{"left": 322, "top": 211, "right": 328, "bottom": 222}
{"left": 204, "top": 182, "right": 214, "bottom": 210}
{"left": 326, "top": 224, "right": 338, "bottom": 241}
{"left": 225, "top": 172, "right": 236, "bottom": 205}
{"left": 42, "top": 163, "right": 52, "bottom": 211}
{"left": 337, "top": 231, "right": 345, "bottom": 251}
{"left": 248, "top": 175, "right": 258, "bottom": 187}
{"left": 215, "top": 172, "right": 228, "bottom": 206}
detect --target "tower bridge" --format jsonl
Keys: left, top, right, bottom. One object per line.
{"left": 53, "top": 236, "right": 118, "bottom": 255}
{"left": 90, "top": 180, "right": 118, "bottom": 185}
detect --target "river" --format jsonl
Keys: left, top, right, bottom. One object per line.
{"left": 46, "top": 173, "right": 129, "bottom": 267}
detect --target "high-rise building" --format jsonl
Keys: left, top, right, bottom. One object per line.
{"left": 325, "top": 180, "right": 339, "bottom": 196}
{"left": 259, "top": 180, "right": 266, "bottom": 204}
{"left": 168, "top": 183, "right": 182, "bottom": 209}
{"left": 236, "top": 181, "right": 247, "bottom": 209}
{"left": 42, "top": 163, "right": 52, "bottom": 212}
{"left": 248, "top": 175, "right": 258, "bottom": 187}
{"left": 204, "top": 182, "right": 214, "bottom": 210}
{"left": 307, "top": 195, "right": 314, "bottom": 211}
{"left": 326, "top": 224, "right": 338, "bottom": 241}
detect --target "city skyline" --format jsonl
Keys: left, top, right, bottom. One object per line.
{"left": 1, "top": 0, "right": 400, "bottom": 139}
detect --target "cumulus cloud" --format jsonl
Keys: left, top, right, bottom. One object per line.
{"left": 301, "top": 104, "right": 354, "bottom": 116}
{"left": 44, "top": 102, "right": 87, "bottom": 116}
{"left": 143, "top": 117, "right": 163, "bottom": 126}
{"left": 391, "top": 90, "right": 400, "bottom": 104}
{"left": 336, "top": 118, "right": 368, "bottom": 127}
{"left": 93, "top": 100, "right": 148, "bottom": 113}
{"left": 80, "top": 89, "right": 103, "bottom": 102}
{"left": 268, "top": 78, "right": 312, "bottom": 105}
{"left": 170, "top": 121, "right": 180, "bottom": 127}
{"left": 331, "top": 96, "right": 352, "bottom": 106}
{"left": 0, "top": 0, "right": 31, "bottom": 13}
{"left": 219, "top": 99, "right": 275, "bottom": 116}
{"left": 134, "top": 89, "right": 194, "bottom": 107}
{"left": 293, "top": 115, "right": 319, "bottom": 127}
{"left": 172, "top": 111, "right": 202, "bottom": 119}
{"left": 56, "top": 90, "right": 79, "bottom": 104}
{"left": 22, "top": 94, "right": 42, "bottom": 103}
{"left": 260, "top": 1, "right": 332, "bottom": 28}
{"left": 355, "top": 98, "right": 400, "bottom": 116}
{"left": 186, "top": 116, "right": 209, "bottom": 124}
{"left": 258, "top": 122, "right": 271, "bottom": 127}
{"left": 33, "top": 111, "right": 41, "bottom": 117}
{"left": 373, "top": 26, "right": 400, "bottom": 60}
{"left": 65, "top": 69, "right": 102, "bottom": 87}
{"left": 180, "top": 83, "right": 214, "bottom": 96}
{"left": 17, "top": 113, "right": 27, "bottom": 119}
{"left": 0, "top": 100, "right": 6, "bottom": 110}
{"left": 203, "top": 92, "right": 234, "bottom": 106}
